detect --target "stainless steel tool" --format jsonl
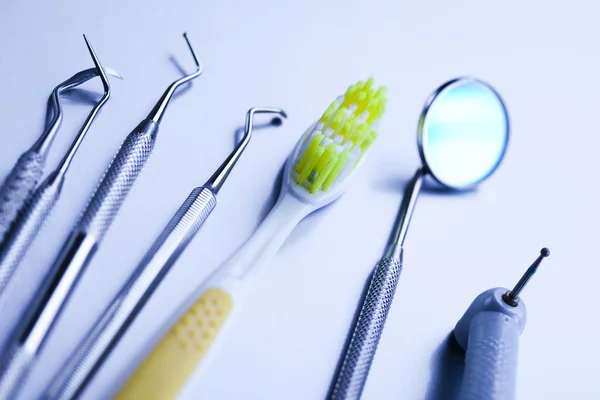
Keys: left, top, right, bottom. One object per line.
{"left": 0, "top": 32, "right": 202, "bottom": 400}
{"left": 44, "top": 107, "right": 286, "bottom": 400}
{"left": 0, "top": 66, "right": 121, "bottom": 246}
{"left": 454, "top": 248, "right": 550, "bottom": 400}
{"left": 0, "top": 66, "right": 123, "bottom": 249}
{"left": 0, "top": 35, "right": 113, "bottom": 399}
{"left": 0, "top": 35, "right": 114, "bottom": 299}
{"left": 329, "top": 77, "right": 511, "bottom": 399}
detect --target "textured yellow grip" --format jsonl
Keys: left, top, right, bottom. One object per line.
{"left": 115, "top": 288, "right": 233, "bottom": 400}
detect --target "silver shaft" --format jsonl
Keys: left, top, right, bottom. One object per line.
{"left": 329, "top": 167, "right": 425, "bottom": 399}
{"left": 329, "top": 246, "right": 403, "bottom": 399}
{"left": 0, "top": 121, "right": 157, "bottom": 400}
{"left": 388, "top": 167, "right": 425, "bottom": 247}
{"left": 45, "top": 187, "right": 216, "bottom": 400}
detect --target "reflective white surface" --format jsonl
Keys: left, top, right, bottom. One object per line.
{"left": 421, "top": 79, "right": 508, "bottom": 188}
{"left": 0, "top": 1, "right": 598, "bottom": 399}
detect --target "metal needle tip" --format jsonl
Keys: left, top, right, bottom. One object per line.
{"left": 503, "top": 247, "right": 550, "bottom": 306}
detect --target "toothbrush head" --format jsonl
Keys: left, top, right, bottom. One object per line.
{"left": 286, "top": 78, "right": 387, "bottom": 204}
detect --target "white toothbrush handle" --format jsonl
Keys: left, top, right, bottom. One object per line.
{"left": 460, "top": 311, "right": 520, "bottom": 400}
{"left": 114, "top": 192, "right": 310, "bottom": 400}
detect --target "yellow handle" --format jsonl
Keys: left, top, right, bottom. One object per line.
{"left": 115, "top": 288, "right": 233, "bottom": 400}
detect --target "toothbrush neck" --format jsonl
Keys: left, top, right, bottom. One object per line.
{"left": 224, "top": 193, "right": 311, "bottom": 280}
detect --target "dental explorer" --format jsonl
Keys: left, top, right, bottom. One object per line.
{"left": 45, "top": 107, "right": 287, "bottom": 400}
{"left": 0, "top": 36, "right": 116, "bottom": 298}
{"left": 0, "top": 33, "right": 202, "bottom": 400}
{"left": 454, "top": 248, "right": 550, "bottom": 400}
{"left": 0, "top": 35, "right": 113, "bottom": 399}
{"left": 329, "top": 77, "right": 510, "bottom": 400}
{"left": 0, "top": 64, "right": 121, "bottom": 245}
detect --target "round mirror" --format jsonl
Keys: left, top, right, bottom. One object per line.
{"left": 417, "top": 77, "right": 509, "bottom": 189}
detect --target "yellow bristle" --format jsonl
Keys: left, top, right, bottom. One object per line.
{"left": 319, "top": 102, "right": 338, "bottom": 124}
{"left": 349, "top": 123, "right": 368, "bottom": 149}
{"left": 294, "top": 78, "right": 387, "bottom": 192}
{"left": 297, "top": 145, "right": 324, "bottom": 185}
{"left": 295, "top": 134, "right": 323, "bottom": 173}
{"left": 340, "top": 116, "right": 358, "bottom": 142}
{"left": 322, "top": 151, "right": 350, "bottom": 191}
{"left": 328, "top": 107, "right": 347, "bottom": 131}
{"left": 310, "top": 144, "right": 338, "bottom": 193}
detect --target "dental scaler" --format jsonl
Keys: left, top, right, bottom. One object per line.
{"left": 453, "top": 247, "right": 550, "bottom": 400}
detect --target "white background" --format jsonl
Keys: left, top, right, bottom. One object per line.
{"left": 0, "top": 0, "right": 598, "bottom": 399}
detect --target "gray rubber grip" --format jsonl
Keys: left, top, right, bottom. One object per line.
{"left": 46, "top": 187, "right": 217, "bottom": 400}
{"left": 0, "top": 151, "right": 45, "bottom": 244}
{"left": 330, "top": 251, "right": 403, "bottom": 400}
{"left": 460, "top": 311, "right": 520, "bottom": 400}
{"left": 76, "top": 120, "right": 157, "bottom": 240}
{"left": 0, "top": 172, "right": 62, "bottom": 295}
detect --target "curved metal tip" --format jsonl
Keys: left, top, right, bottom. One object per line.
{"left": 541, "top": 247, "right": 550, "bottom": 257}
{"left": 147, "top": 33, "right": 203, "bottom": 124}
{"left": 204, "top": 107, "right": 287, "bottom": 194}
{"left": 82, "top": 35, "right": 110, "bottom": 96}
{"left": 56, "top": 35, "right": 112, "bottom": 176}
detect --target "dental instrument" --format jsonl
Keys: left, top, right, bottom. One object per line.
{"left": 0, "top": 32, "right": 202, "bottom": 400}
{"left": 0, "top": 35, "right": 112, "bottom": 399}
{"left": 329, "top": 77, "right": 510, "bottom": 399}
{"left": 44, "top": 107, "right": 287, "bottom": 400}
{"left": 454, "top": 247, "right": 550, "bottom": 400}
{"left": 0, "top": 66, "right": 121, "bottom": 245}
{"left": 0, "top": 35, "right": 114, "bottom": 298}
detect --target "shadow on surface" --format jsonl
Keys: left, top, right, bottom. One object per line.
{"left": 425, "top": 332, "right": 465, "bottom": 400}
{"left": 167, "top": 55, "right": 196, "bottom": 100}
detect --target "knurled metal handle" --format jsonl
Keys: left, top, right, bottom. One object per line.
{"left": 0, "top": 150, "right": 45, "bottom": 244}
{"left": 330, "top": 252, "right": 403, "bottom": 400}
{"left": 0, "top": 172, "right": 62, "bottom": 295}
{"left": 76, "top": 120, "right": 157, "bottom": 240}
{"left": 45, "top": 187, "right": 217, "bottom": 400}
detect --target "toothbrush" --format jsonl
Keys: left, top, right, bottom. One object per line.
{"left": 114, "top": 79, "right": 387, "bottom": 400}
{"left": 454, "top": 248, "right": 550, "bottom": 400}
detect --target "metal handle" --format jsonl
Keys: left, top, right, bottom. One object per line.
{"left": 329, "top": 246, "right": 403, "bottom": 400}
{"left": 0, "top": 150, "right": 45, "bottom": 244}
{"left": 0, "top": 171, "right": 62, "bottom": 295}
{"left": 45, "top": 187, "right": 216, "bottom": 400}
{"left": 460, "top": 312, "right": 520, "bottom": 400}
{"left": 76, "top": 119, "right": 158, "bottom": 240}
{"left": 0, "top": 343, "right": 35, "bottom": 399}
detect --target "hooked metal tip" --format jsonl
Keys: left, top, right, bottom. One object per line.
{"left": 204, "top": 107, "right": 287, "bottom": 194}
{"left": 82, "top": 35, "right": 110, "bottom": 96}
{"left": 55, "top": 35, "right": 112, "bottom": 176}
{"left": 146, "top": 33, "right": 204, "bottom": 124}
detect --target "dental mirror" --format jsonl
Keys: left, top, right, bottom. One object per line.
{"left": 327, "top": 77, "right": 510, "bottom": 399}
{"left": 390, "top": 76, "right": 509, "bottom": 249}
